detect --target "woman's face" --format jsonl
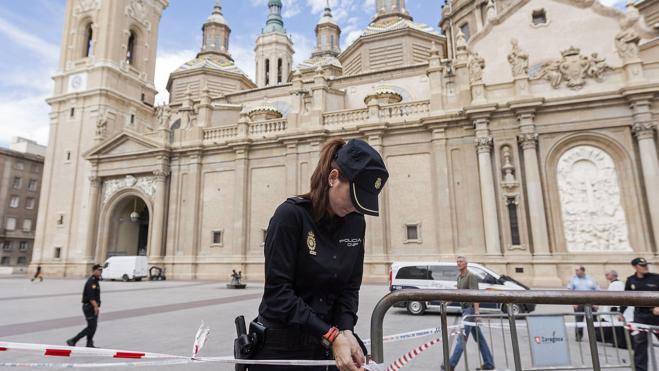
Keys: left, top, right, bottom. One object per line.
{"left": 328, "top": 169, "right": 357, "bottom": 217}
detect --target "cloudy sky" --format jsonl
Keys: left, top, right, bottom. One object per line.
{"left": 0, "top": 0, "right": 627, "bottom": 147}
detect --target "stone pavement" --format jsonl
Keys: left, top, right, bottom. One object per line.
{"left": 0, "top": 276, "right": 643, "bottom": 370}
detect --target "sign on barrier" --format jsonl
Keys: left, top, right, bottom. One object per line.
{"left": 526, "top": 315, "right": 571, "bottom": 367}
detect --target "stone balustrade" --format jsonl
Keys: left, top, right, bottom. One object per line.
{"left": 323, "top": 108, "right": 369, "bottom": 127}
{"left": 203, "top": 125, "right": 238, "bottom": 141}
{"left": 378, "top": 100, "right": 430, "bottom": 121}
{"left": 249, "top": 118, "right": 288, "bottom": 137}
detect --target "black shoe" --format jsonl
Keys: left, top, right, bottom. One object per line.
{"left": 479, "top": 365, "right": 496, "bottom": 370}
{"left": 86, "top": 343, "right": 96, "bottom": 348}
{"left": 440, "top": 365, "right": 454, "bottom": 371}
{"left": 66, "top": 339, "right": 76, "bottom": 346}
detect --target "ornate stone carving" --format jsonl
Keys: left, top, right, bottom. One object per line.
{"left": 532, "top": 47, "right": 610, "bottom": 90}
{"left": 615, "top": 28, "right": 640, "bottom": 62}
{"left": 153, "top": 169, "right": 170, "bottom": 180}
{"left": 508, "top": 39, "right": 529, "bottom": 78}
{"left": 518, "top": 132, "right": 538, "bottom": 150}
{"left": 557, "top": 146, "right": 631, "bottom": 252}
{"left": 468, "top": 52, "right": 485, "bottom": 84}
{"left": 485, "top": 0, "right": 496, "bottom": 22}
{"left": 102, "top": 175, "right": 157, "bottom": 204}
{"left": 74, "top": 0, "right": 100, "bottom": 16}
{"left": 475, "top": 136, "right": 493, "bottom": 153}
{"left": 125, "top": 0, "right": 151, "bottom": 30}
{"left": 455, "top": 29, "right": 468, "bottom": 53}
{"left": 155, "top": 105, "right": 171, "bottom": 129}
{"left": 89, "top": 175, "right": 102, "bottom": 188}
{"left": 501, "top": 145, "right": 518, "bottom": 189}
{"left": 95, "top": 108, "right": 108, "bottom": 139}
{"left": 632, "top": 121, "right": 657, "bottom": 140}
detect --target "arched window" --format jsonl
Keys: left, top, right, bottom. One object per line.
{"left": 224, "top": 36, "right": 229, "bottom": 51}
{"left": 277, "top": 58, "right": 283, "bottom": 84}
{"left": 84, "top": 23, "right": 93, "bottom": 57}
{"left": 265, "top": 59, "right": 270, "bottom": 86}
{"left": 330, "top": 34, "right": 335, "bottom": 50}
{"left": 126, "top": 31, "right": 136, "bottom": 65}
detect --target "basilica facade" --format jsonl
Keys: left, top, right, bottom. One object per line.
{"left": 32, "top": 0, "right": 659, "bottom": 286}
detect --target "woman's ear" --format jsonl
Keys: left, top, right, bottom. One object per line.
{"left": 328, "top": 169, "right": 339, "bottom": 186}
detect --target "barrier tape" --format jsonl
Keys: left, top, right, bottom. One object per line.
{"left": 386, "top": 338, "right": 441, "bottom": 371}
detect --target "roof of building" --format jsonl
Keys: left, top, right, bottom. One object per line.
{"left": 361, "top": 16, "right": 438, "bottom": 38}
{"left": 174, "top": 57, "right": 250, "bottom": 78}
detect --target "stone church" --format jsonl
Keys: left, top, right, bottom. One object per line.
{"left": 32, "top": 0, "right": 659, "bottom": 286}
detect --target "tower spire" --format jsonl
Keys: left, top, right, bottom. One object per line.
{"left": 198, "top": 0, "right": 233, "bottom": 62}
{"left": 264, "top": 0, "right": 286, "bottom": 34}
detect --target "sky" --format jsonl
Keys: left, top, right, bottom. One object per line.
{"left": 0, "top": 0, "right": 628, "bottom": 148}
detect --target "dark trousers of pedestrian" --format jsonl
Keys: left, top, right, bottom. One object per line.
{"left": 69, "top": 304, "right": 97, "bottom": 346}
{"left": 247, "top": 326, "right": 337, "bottom": 371}
{"left": 573, "top": 305, "right": 585, "bottom": 341}
{"left": 632, "top": 313, "right": 659, "bottom": 371}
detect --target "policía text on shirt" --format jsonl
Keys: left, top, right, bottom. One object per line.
{"left": 339, "top": 238, "right": 362, "bottom": 247}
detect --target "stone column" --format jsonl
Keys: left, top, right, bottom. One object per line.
{"left": 430, "top": 128, "right": 454, "bottom": 253}
{"left": 629, "top": 99, "right": 659, "bottom": 248}
{"left": 366, "top": 133, "right": 387, "bottom": 257}
{"left": 233, "top": 146, "right": 250, "bottom": 258}
{"left": 84, "top": 175, "right": 102, "bottom": 260}
{"left": 517, "top": 123, "right": 550, "bottom": 255}
{"left": 475, "top": 118, "right": 502, "bottom": 255}
{"left": 149, "top": 169, "right": 169, "bottom": 259}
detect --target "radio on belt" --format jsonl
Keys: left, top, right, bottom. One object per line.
{"left": 233, "top": 315, "right": 266, "bottom": 371}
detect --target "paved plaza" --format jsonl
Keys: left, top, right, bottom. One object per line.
{"left": 0, "top": 276, "right": 648, "bottom": 370}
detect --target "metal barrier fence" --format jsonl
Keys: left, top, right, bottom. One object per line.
{"left": 370, "top": 290, "right": 659, "bottom": 371}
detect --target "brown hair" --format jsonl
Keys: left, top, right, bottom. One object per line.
{"left": 300, "top": 138, "right": 348, "bottom": 221}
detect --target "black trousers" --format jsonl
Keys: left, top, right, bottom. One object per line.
{"left": 246, "top": 324, "right": 337, "bottom": 371}
{"left": 71, "top": 304, "right": 98, "bottom": 345}
{"left": 632, "top": 313, "right": 659, "bottom": 371}
{"left": 573, "top": 305, "right": 585, "bottom": 341}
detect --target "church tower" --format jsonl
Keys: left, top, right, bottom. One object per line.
{"left": 255, "top": 0, "right": 294, "bottom": 88}
{"left": 32, "top": 0, "right": 168, "bottom": 276}
{"left": 197, "top": 0, "right": 232, "bottom": 64}
{"left": 313, "top": 1, "right": 341, "bottom": 58}
{"left": 373, "top": 0, "right": 412, "bottom": 22}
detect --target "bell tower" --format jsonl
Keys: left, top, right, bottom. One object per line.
{"left": 255, "top": 0, "right": 295, "bottom": 88}
{"left": 32, "top": 0, "right": 168, "bottom": 277}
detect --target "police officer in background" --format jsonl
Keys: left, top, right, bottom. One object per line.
{"left": 252, "top": 139, "right": 388, "bottom": 371}
{"left": 621, "top": 257, "right": 659, "bottom": 371}
{"left": 67, "top": 264, "right": 102, "bottom": 348}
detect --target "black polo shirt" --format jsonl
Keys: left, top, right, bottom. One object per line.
{"left": 621, "top": 272, "right": 658, "bottom": 316}
{"left": 82, "top": 275, "right": 101, "bottom": 306}
{"left": 258, "top": 197, "right": 366, "bottom": 337}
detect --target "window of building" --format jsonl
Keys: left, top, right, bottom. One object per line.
{"left": 16, "top": 162, "right": 24, "bottom": 170}
{"left": 26, "top": 198, "right": 35, "bottom": 210}
{"left": 70, "top": 107, "right": 75, "bottom": 118}
{"left": 19, "top": 241, "right": 28, "bottom": 251}
{"left": 211, "top": 230, "right": 223, "bottom": 246}
{"left": 84, "top": 22, "right": 94, "bottom": 57}
{"left": 507, "top": 197, "right": 521, "bottom": 246}
{"left": 265, "top": 59, "right": 270, "bottom": 86}
{"left": 330, "top": 34, "right": 335, "bottom": 49}
{"left": 28, "top": 179, "right": 37, "bottom": 192}
{"left": 224, "top": 36, "right": 229, "bottom": 51}
{"left": 65, "top": 151, "right": 72, "bottom": 162}
{"left": 0, "top": 257, "right": 9, "bottom": 266}
{"left": 126, "top": 31, "right": 136, "bottom": 65}
{"left": 16, "top": 256, "right": 27, "bottom": 265}
{"left": 277, "top": 58, "right": 283, "bottom": 84}
{"left": 532, "top": 9, "right": 547, "bottom": 25}
{"left": 22, "top": 219, "right": 32, "bottom": 232}
{"left": 6, "top": 218, "right": 16, "bottom": 231}
{"left": 9, "top": 196, "right": 19, "bottom": 208}
{"left": 2, "top": 242, "right": 12, "bottom": 251}
{"left": 405, "top": 224, "right": 420, "bottom": 242}
{"left": 57, "top": 214, "right": 65, "bottom": 226}
{"left": 13, "top": 177, "right": 21, "bottom": 189}
{"left": 460, "top": 22, "right": 470, "bottom": 41}
{"left": 54, "top": 247, "right": 61, "bottom": 259}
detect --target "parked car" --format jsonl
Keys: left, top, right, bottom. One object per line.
{"left": 101, "top": 256, "right": 148, "bottom": 282}
{"left": 389, "top": 261, "right": 536, "bottom": 315}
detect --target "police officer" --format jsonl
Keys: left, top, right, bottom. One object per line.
{"left": 67, "top": 264, "right": 102, "bottom": 348}
{"left": 621, "top": 257, "right": 659, "bottom": 371}
{"left": 252, "top": 139, "right": 388, "bottom": 371}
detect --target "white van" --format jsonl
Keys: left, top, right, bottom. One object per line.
{"left": 389, "top": 261, "right": 535, "bottom": 315}
{"left": 101, "top": 256, "right": 148, "bottom": 282}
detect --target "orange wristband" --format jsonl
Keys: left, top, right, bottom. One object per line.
{"left": 323, "top": 326, "right": 339, "bottom": 343}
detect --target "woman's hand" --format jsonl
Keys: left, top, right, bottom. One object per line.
{"left": 332, "top": 330, "right": 365, "bottom": 371}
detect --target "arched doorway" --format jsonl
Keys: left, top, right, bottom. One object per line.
{"left": 106, "top": 196, "right": 150, "bottom": 257}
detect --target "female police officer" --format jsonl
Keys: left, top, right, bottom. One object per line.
{"left": 251, "top": 138, "right": 388, "bottom": 371}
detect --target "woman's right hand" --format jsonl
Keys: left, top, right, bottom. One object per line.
{"left": 332, "top": 331, "right": 365, "bottom": 371}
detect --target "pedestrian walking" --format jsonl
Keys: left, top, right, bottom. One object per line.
{"left": 621, "top": 258, "right": 659, "bottom": 371}
{"left": 30, "top": 265, "right": 43, "bottom": 282}
{"left": 442, "top": 256, "right": 495, "bottom": 371}
{"left": 567, "top": 265, "right": 598, "bottom": 341}
{"left": 66, "top": 264, "right": 102, "bottom": 348}
{"left": 248, "top": 139, "right": 388, "bottom": 371}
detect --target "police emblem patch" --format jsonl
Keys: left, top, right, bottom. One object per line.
{"left": 375, "top": 177, "right": 382, "bottom": 190}
{"left": 631, "top": 284, "right": 636, "bottom": 290}
{"left": 91, "top": 284, "right": 97, "bottom": 289}
{"left": 307, "top": 231, "right": 317, "bottom": 256}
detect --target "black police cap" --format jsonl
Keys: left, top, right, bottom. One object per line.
{"left": 335, "top": 139, "right": 389, "bottom": 216}
{"left": 631, "top": 257, "right": 648, "bottom": 266}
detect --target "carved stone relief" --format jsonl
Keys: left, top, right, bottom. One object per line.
{"left": 102, "top": 175, "right": 157, "bottom": 204}
{"left": 531, "top": 47, "right": 610, "bottom": 90}
{"left": 507, "top": 39, "right": 528, "bottom": 78}
{"left": 125, "top": 0, "right": 152, "bottom": 30}
{"left": 468, "top": 52, "right": 485, "bottom": 84}
{"left": 557, "top": 146, "right": 631, "bottom": 252}
{"left": 74, "top": 0, "right": 101, "bottom": 16}
{"left": 500, "top": 145, "right": 518, "bottom": 189}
